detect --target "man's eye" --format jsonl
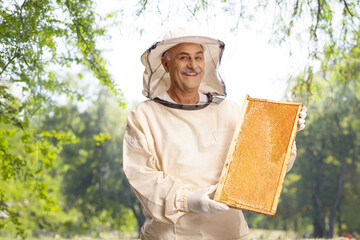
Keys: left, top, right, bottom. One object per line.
{"left": 180, "top": 56, "right": 187, "bottom": 60}
{"left": 196, "top": 56, "right": 202, "bottom": 60}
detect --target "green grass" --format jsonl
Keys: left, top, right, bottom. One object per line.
{"left": 247, "top": 229, "right": 354, "bottom": 240}
{"left": 0, "top": 229, "right": 355, "bottom": 240}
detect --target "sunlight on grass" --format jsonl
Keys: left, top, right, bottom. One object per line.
{"left": 1, "top": 229, "right": 354, "bottom": 240}
{"left": 247, "top": 229, "right": 353, "bottom": 240}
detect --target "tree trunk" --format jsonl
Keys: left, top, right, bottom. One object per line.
{"left": 312, "top": 142, "right": 326, "bottom": 238}
{"left": 313, "top": 219, "right": 326, "bottom": 238}
{"left": 282, "top": 221, "right": 287, "bottom": 231}
{"left": 337, "top": 205, "right": 343, "bottom": 237}
{"left": 327, "top": 166, "right": 344, "bottom": 238}
{"left": 326, "top": 112, "right": 345, "bottom": 238}
{"left": 312, "top": 190, "right": 326, "bottom": 238}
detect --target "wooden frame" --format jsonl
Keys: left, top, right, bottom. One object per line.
{"left": 214, "top": 94, "right": 302, "bottom": 216}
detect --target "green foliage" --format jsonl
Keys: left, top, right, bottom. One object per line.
{"left": 244, "top": 27, "right": 360, "bottom": 238}
{"left": 1, "top": 0, "right": 125, "bottom": 237}
{"left": 93, "top": 133, "right": 111, "bottom": 146}
{"left": 1, "top": 83, "right": 136, "bottom": 238}
{"left": 1, "top": 0, "right": 359, "bottom": 238}
{"left": 277, "top": 0, "right": 360, "bottom": 99}
{"left": 38, "top": 87, "right": 139, "bottom": 237}
{"left": 137, "top": 0, "right": 359, "bottom": 100}
{"left": 293, "top": 81, "right": 359, "bottom": 238}
{"left": 0, "top": 118, "right": 78, "bottom": 238}
{"left": 1, "top": 152, "right": 85, "bottom": 238}
{"left": 235, "top": 12, "right": 359, "bottom": 235}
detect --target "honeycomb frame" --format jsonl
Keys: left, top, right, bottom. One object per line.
{"left": 214, "top": 94, "right": 302, "bottom": 216}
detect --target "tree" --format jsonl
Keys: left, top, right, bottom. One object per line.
{"left": 2, "top": 79, "right": 140, "bottom": 237}
{"left": 2, "top": 0, "right": 359, "bottom": 237}
{"left": 1, "top": 0, "right": 123, "bottom": 237}
{"left": 136, "top": 0, "right": 359, "bottom": 99}
{"left": 289, "top": 38, "right": 360, "bottom": 237}
{"left": 41, "top": 85, "right": 142, "bottom": 236}
{"left": 242, "top": 28, "right": 360, "bottom": 238}
{"left": 294, "top": 83, "right": 359, "bottom": 238}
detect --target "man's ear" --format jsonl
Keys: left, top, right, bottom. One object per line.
{"left": 161, "top": 57, "right": 169, "bottom": 72}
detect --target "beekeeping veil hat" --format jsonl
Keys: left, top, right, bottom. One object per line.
{"left": 141, "top": 27, "right": 227, "bottom": 110}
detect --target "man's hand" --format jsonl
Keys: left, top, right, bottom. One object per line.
{"left": 188, "top": 185, "right": 230, "bottom": 215}
{"left": 298, "top": 106, "right": 307, "bottom": 131}
{"left": 286, "top": 99, "right": 307, "bottom": 132}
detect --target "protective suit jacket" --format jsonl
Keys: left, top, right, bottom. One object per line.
{"left": 123, "top": 99, "right": 249, "bottom": 239}
{"left": 123, "top": 28, "right": 297, "bottom": 239}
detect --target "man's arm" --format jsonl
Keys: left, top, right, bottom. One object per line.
{"left": 123, "top": 112, "right": 191, "bottom": 224}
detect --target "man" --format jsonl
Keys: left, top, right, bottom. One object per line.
{"left": 123, "top": 27, "right": 307, "bottom": 239}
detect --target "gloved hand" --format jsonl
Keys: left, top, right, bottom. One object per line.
{"left": 286, "top": 99, "right": 307, "bottom": 132}
{"left": 188, "top": 185, "right": 230, "bottom": 215}
{"left": 297, "top": 106, "right": 307, "bottom": 131}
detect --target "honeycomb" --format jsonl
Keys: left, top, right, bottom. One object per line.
{"left": 214, "top": 96, "right": 302, "bottom": 216}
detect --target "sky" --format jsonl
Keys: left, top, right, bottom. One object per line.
{"left": 95, "top": 0, "right": 310, "bottom": 108}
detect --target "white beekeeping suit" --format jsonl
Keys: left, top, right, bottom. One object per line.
{"left": 123, "top": 27, "right": 249, "bottom": 240}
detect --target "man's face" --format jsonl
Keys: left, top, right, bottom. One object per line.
{"left": 161, "top": 43, "right": 205, "bottom": 94}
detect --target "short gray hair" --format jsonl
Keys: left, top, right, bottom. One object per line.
{"left": 162, "top": 50, "right": 171, "bottom": 60}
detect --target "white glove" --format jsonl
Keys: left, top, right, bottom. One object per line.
{"left": 187, "top": 185, "right": 230, "bottom": 215}
{"left": 297, "top": 106, "right": 307, "bottom": 131}
{"left": 286, "top": 99, "right": 307, "bottom": 132}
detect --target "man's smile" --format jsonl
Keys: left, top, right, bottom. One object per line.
{"left": 183, "top": 72, "right": 198, "bottom": 76}
{"left": 181, "top": 68, "right": 202, "bottom": 76}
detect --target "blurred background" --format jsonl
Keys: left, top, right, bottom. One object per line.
{"left": 1, "top": 0, "right": 359, "bottom": 239}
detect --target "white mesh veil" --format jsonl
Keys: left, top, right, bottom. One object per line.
{"left": 140, "top": 28, "right": 227, "bottom": 109}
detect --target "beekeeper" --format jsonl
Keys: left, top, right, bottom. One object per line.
{"left": 123, "top": 27, "right": 307, "bottom": 240}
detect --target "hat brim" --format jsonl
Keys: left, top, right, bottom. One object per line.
{"left": 141, "top": 35, "right": 222, "bottom": 66}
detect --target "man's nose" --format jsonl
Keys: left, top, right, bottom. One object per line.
{"left": 187, "top": 58, "right": 197, "bottom": 69}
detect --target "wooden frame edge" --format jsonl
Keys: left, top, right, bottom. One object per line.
{"left": 214, "top": 94, "right": 303, "bottom": 217}
{"left": 214, "top": 94, "right": 250, "bottom": 201}
{"left": 270, "top": 104, "right": 303, "bottom": 214}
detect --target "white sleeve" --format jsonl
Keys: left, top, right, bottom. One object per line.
{"left": 123, "top": 113, "right": 191, "bottom": 224}
{"left": 286, "top": 141, "right": 297, "bottom": 173}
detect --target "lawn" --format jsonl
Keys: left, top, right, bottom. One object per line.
{"left": 0, "top": 229, "right": 355, "bottom": 239}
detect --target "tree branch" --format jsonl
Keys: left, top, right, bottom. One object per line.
{"left": 1, "top": 1, "right": 31, "bottom": 76}
{"left": 136, "top": 0, "right": 148, "bottom": 16}
{"left": 0, "top": 53, "right": 18, "bottom": 76}
{"left": 342, "top": 0, "right": 354, "bottom": 17}
{"left": 292, "top": 0, "right": 299, "bottom": 17}
{"left": 313, "top": 0, "right": 322, "bottom": 41}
